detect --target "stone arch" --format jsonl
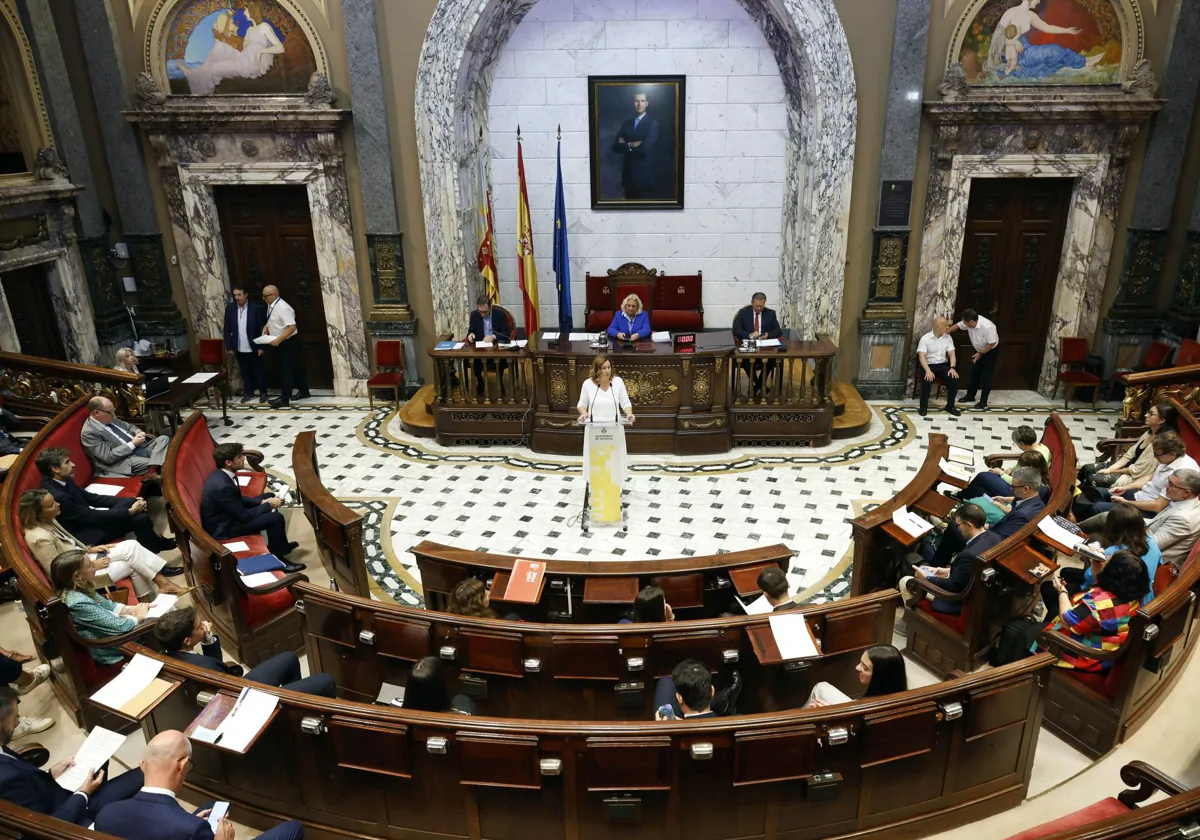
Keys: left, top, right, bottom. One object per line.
{"left": 0, "top": 0, "right": 55, "bottom": 173}
{"left": 415, "top": 0, "right": 857, "bottom": 338}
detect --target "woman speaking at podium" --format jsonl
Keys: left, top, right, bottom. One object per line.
{"left": 577, "top": 356, "right": 635, "bottom": 500}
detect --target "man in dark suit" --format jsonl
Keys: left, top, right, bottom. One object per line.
{"left": 465, "top": 295, "right": 512, "bottom": 397}
{"left": 0, "top": 686, "right": 143, "bottom": 825}
{"left": 653, "top": 660, "right": 717, "bottom": 720}
{"left": 36, "top": 447, "right": 178, "bottom": 557}
{"left": 612, "top": 91, "right": 659, "bottom": 199}
{"left": 154, "top": 606, "right": 334, "bottom": 697}
{"left": 756, "top": 566, "right": 801, "bottom": 612}
{"left": 924, "top": 466, "right": 1047, "bottom": 568}
{"left": 732, "top": 293, "right": 784, "bottom": 398}
{"left": 95, "top": 730, "right": 304, "bottom": 840}
{"left": 200, "top": 442, "right": 303, "bottom": 571}
{"left": 223, "top": 285, "right": 268, "bottom": 404}
{"left": 901, "top": 503, "right": 1001, "bottom": 615}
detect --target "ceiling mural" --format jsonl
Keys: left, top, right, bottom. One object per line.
{"left": 949, "top": 0, "right": 1145, "bottom": 86}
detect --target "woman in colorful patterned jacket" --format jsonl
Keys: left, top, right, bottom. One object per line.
{"left": 1042, "top": 549, "right": 1149, "bottom": 673}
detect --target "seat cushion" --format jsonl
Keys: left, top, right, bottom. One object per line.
{"left": 1057, "top": 370, "right": 1100, "bottom": 384}
{"left": 236, "top": 471, "right": 268, "bottom": 498}
{"left": 915, "top": 598, "right": 969, "bottom": 634}
{"left": 1064, "top": 658, "right": 1126, "bottom": 700}
{"left": 367, "top": 372, "right": 403, "bottom": 387}
{"left": 652, "top": 310, "right": 703, "bottom": 331}
{"left": 224, "top": 535, "right": 297, "bottom": 630}
{"left": 586, "top": 311, "right": 610, "bottom": 331}
{"left": 1004, "top": 797, "right": 1129, "bottom": 840}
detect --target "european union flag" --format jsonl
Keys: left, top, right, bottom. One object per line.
{"left": 552, "top": 130, "right": 573, "bottom": 334}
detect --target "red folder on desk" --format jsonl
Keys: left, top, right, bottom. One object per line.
{"left": 504, "top": 559, "right": 547, "bottom": 603}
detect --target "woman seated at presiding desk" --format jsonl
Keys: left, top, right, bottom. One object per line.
{"left": 50, "top": 550, "right": 150, "bottom": 667}
{"left": 20, "top": 489, "right": 185, "bottom": 599}
{"left": 606, "top": 294, "right": 651, "bottom": 342}
{"left": 804, "top": 644, "right": 908, "bottom": 708}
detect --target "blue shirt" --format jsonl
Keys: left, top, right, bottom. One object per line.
{"left": 482, "top": 313, "right": 494, "bottom": 337}
{"left": 1082, "top": 538, "right": 1162, "bottom": 606}
{"left": 607, "top": 310, "right": 651, "bottom": 340}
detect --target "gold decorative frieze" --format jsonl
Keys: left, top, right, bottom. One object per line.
{"left": 622, "top": 370, "right": 678, "bottom": 404}
{"left": 549, "top": 368, "right": 568, "bottom": 406}
{"left": 681, "top": 417, "right": 723, "bottom": 430}
{"left": 693, "top": 367, "right": 712, "bottom": 405}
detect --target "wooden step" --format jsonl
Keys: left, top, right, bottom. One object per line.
{"left": 399, "top": 383, "right": 436, "bottom": 438}
{"left": 831, "top": 382, "right": 872, "bottom": 439}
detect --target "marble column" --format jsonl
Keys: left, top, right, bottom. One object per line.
{"left": 73, "top": 0, "right": 185, "bottom": 345}
{"left": 341, "top": 0, "right": 419, "bottom": 393}
{"left": 853, "top": 0, "right": 929, "bottom": 399}
{"left": 1165, "top": 190, "right": 1200, "bottom": 338}
{"left": 15, "top": 0, "right": 125, "bottom": 358}
{"left": 1104, "top": 0, "right": 1200, "bottom": 367}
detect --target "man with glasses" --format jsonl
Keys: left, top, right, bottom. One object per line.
{"left": 1146, "top": 469, "right": 1200, "bottom": 568}
{"left": 261, "top": 285, "right": 310, "bottom": 408}
{"left": 920, "top": 466, "right": 1046, "bottom": 568}
{"left": 1078, "top": 432, "right": 1198, "bottom": 528}
{"left": 80, "top": 396, "right": 169, "bottom": 479}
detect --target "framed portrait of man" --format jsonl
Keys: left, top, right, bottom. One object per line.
{"left": 588, "top": 76, "right": 686, "bottom": 210}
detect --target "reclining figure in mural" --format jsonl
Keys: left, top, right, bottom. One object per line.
{"left": 985, "top": 0, "right": 1105, "bottom": 80}
{"left": 182, "top": 2, "right": 285, "bottom": 95}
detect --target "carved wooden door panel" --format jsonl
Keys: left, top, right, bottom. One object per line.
{"left": 953, "top": 178, "right": 1072, "bottom": 390}
{"left": 214, "top": 185, "right": 333, "bottom": 388}
{"left": 0, "top": 265, "right": 67, "bottom": 360}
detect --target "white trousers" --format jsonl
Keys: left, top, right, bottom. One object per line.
{"left": 102, "top": 540, "right": 166, "bottom": 597}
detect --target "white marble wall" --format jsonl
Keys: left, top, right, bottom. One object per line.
{"left": 416, "top": 0, "right": 856, "bottom": 340}
{"left": 486, "top": 0, "right": 786, "bottom": 328}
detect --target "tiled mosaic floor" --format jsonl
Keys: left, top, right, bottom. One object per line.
{"left": 203, "top": 395, "right": 1120, "bottom": 607}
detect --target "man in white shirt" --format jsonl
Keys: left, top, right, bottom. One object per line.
{"left": 948, "top": 308, "right": 999, "bottom": 410}
{"left": 1147, "top": 469, "right": 1200, "bottom": 568}
{"left": 1079, "top": 432, "right": 1199, "bottom": 528}
{"left": 262, "top": 285, "right": 310, "bottom": 408}
{"left": 916, "top": 317, "right": 960, "bottom": 417}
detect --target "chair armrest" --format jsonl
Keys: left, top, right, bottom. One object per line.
{"left": 905, "top": 574, "right": 970, "bottom": 603}
{"left": 1035, "top": 628, "right": 1126, "bottom": 663}
{"left": 1117, "top": 761, "right": 1189, "bottom": 807}
{"left": 234, "top": 571, "right": 309, "bottom": 596}
{"left": 66, "top": 619, "right": 158, "bottom": 650}
{"left": 1096, "top": 437, "right": 1138, "bottom": 462}
{"left": 984, "top": 452, "right": 1018, "bottom": 469}
{"left": 242, "top": 449, "right": 265, "bottom": 472}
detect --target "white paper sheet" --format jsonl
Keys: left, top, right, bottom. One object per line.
{"left": 252, "top": 335, "right": 273, "bottom": 345}
{"left": 756, "top": 338, "right": 782, "bottom": 348}
{"left": 220, "top": 541, "right": 250, "bottom": 553}
{"left": 453, "top": 342, "right": 465, "bottom": 350}
{"left": 768, "top": 613, "right": 820, "bottom": 661}
{"left": 239, "top": 572, "right": 278, "bottom": 588}
{"left": 476, "top": 341, "right": 494, "bottom": 349}
{"left": 183, "top": 372, "right": 220, "bottom": 384}
{"left": 168, "top": 377, "right": 178, "bottom": 383}
{"left": 1037, "top": 517, "right": 1085, "bottom": 550}
{"left": 651, "top": 331, "right": 672, "bottom": 343}
{"left": 891, "top": 505, "right": 933, "bottom": 538}
{"left": 948, "top": 445, "right": 975, "bottom": 466}
{"left": 236, "top": 475, "right": 252, "bottom": 486}
{"left": 145, "top": 594, "right": 177, "bottom": 619}
{"left": 56, "top": 727, "right": 126, "bottom": 791}
{"left": 736, "top": 595, "right": 773, "bottom": 616}
{"left": 89, "top": 654, "right": 163, "bottom": 710}
{"left": 84, "top": 483, "right": 124, "bottom": 497}
{"left": 939, "top": 458, "right": 974, "bottom": 483}
{"left": 499, "top": 340, "right": 528, "bottom": 349}
{"left": 207, "top": 802, "right": 230, "bottom": 833}
{"left": 190, "top": 726, "right": 220, "bottom": 744}
{"left": 568, "top": 332, "right": 599, "bottom": 342}
{"left": 214, "top": 689, "right": 278, "bottom": 752}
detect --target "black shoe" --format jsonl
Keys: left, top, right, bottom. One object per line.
{"left": 294, "top": 392, "right": 311, "bottom": 401}
{"left": 155, "top": 538, "right": 178, "bottom": 552}
{"left": 160, "top": 565, "right": 184, "bottom": 577}
{"left": 268, "top": 398, "right": 289, "bottom": 407}
{"left": 259, "top": 393, "right": 269, "bottom": 403}
{"left": 281, "top": 561, "right": 306, "bottom": 574}
{"left": 918, "top": 407, "right": 927, "bottom": 417}
{"left": 958, "top": 397, "right": 976, "bottom": 406}
{"left": 946, "top": 407, "right": 961, "bottom": 417}
{"left": 975, "top": 403, "right": 989, "bottom": 410}
{"left": 284, "top": 540, "right": 300, "bottom": 555}
{"left": 240, "top": 394, "right": 254, "bottom": 404}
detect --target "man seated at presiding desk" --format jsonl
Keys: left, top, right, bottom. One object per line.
{"left": 37, "top": 447, "right": 178, "bottom": 556}
{"left": 732, "top": 292, "right": 783, "bottom": 398}
{"left": 95, "top": 730, "right": 303, "bottom": 840}
{"left": 606, "top": 294, "right": 651, "bottom": 342}
{"left": 0, "top": 686, "right": 144, "bottom": 826}
{"left": 756, "top": 566, "right": 800, "bottom": 612}
{"left": 916, "top": 317, "right": 961, "bottom": 417}
{"left": 200, "top": 442, "right": 304, "bottom": 572}
{"left": 921, "top": 466, "right": 1046, "bottom": 568}
{"left": 900, "top": 503, "right": 1000, "bottom": 617}
{"left": 81, "top": 396, "right": 170, "bottom": 479}
{"left": 154, "top": 606, "right": 334, "bottom": 697}
{"left": 465, "top": 295, "right": 511, "bottom": 396}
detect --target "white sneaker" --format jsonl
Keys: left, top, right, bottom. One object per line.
{"left": 10, "top": 715, "right": 53, "bottom": 740}
{"left": 11, "top": 664, "right": 50, "bottom": 696}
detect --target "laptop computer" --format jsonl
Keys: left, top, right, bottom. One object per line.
{"left": 142, "top": 375, "right": 171, "bottom": 399}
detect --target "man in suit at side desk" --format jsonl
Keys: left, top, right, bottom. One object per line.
{"left": 922, "top": 466, "right": 1046, "bottom": 569}
{"left": 732, "top": 293, "right": 783, "bottom": 399}
{"left": 900, "top": 503, "right": 1001, "bottom": 617}
{"left": 223, "top": 284, "right": 269, "bottom": 404}
{"left": 466, "top": 295, "right": 512, "bottom": 398}
{"left": 200, "top": 442, "right": 303, "bottom": 572}
{"left": 95, "top": 730, "right": 304, "bottom": 840}
{"left": 0, "top": 686, "right": 143, "bottom": 825}
{"left": 154, "top": 606, "right": 335, "bottom": 697}
{"left": 757, "top": 566, "right": 801, "bottom": 612}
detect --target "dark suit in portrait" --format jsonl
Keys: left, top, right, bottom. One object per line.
{"left": 612, "top": 114, "right": 659, "bottom": 199}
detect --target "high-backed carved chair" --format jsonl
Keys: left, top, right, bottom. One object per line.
{"left": 652, "top": 273, "right": 703, "bottom": 330}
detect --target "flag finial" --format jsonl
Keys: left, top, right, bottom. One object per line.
{"left": 517, "top": 125, "right": 522, "bottom": 142}
{"left": 557, "top": 124, "right": 562, "bottom": 141}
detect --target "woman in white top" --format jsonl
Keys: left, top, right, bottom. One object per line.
{"left": 111, "top": 348, "right": 137, "bottom": 373}
{"left": 577, "top": 355, "right": 635, "bottom": 488}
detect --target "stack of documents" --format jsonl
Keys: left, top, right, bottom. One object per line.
{"left": 756, "top": 338, "right": 782, "bottom": 348}
{"left": 736, "top": 595, "right": 773, "bottom": 615}
{"left": 939, "top": 457, "right": 973, "bottom": 483}
{"left": 211, "top": 688, "right": 279, "bottom": 752}
{"left": 84, "top": 483, "right": 124, "bottom": 496}
{"left": 947, "top": 445, "right": 974, "bottom": 467}
{"left": 768, "top": 613, "right": 821, "bottom": 660}
{"left": 146, "top": 594, "right": 177, "bottom": 619}
{"left": 90, "top": 654, "right": 174, "bottom": 717}
{"left": 891, "top": 505, "right": 933, "bottom": 538}
{"left": 651, "top": 331, "right": 671, "bottom": 343}
{"left": 56, "top": 727, "right": 126, "bottom": 790}
{"left": 1037, "top": 517, "right": 1085, "bottom": 550}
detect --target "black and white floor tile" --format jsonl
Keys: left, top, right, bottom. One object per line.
{"left": 200, "top": 393, "right": 1119, "bottom": 608}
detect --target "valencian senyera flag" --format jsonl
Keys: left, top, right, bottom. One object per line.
{"left": 552, "top": 127, "right": 573, "bottom": 334}
{"left": 516, "top": 131, "right": 540, "bottom": 336}
{"left": 475, "top": 136, "right": 499, "bottom": 304}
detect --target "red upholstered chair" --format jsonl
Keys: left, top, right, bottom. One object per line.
{"left": 652, "top": 273, "right": 704, "bottom": 330}
{"left": 366, "top": 340, "right": 404, "bottom": 409}
{"left": 1176, "top": 337, "right": 1200, "bottom": 367}
{"left": 1109, "top": 340, "right": 1173, "bottom": 400}
{"left": 198, "top": 338, "right": 226, "bottom": 373}
{"left": 584, "top": 274, "right": 614, "bottom": 331}
{"left": 1051, "top": 337, "right": 1101, "bottom": 408}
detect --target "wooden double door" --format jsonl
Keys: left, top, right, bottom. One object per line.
{"left": 214, "top": 185, "right": 333, "bottom": 389}
{"left": 1, "top": 265, "right": 66, "bottom": 360}
{"left": 953, "top": 178, "right": 1073, "bottom": 391}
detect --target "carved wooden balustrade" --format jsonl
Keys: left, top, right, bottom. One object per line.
{"left": 0, "top": 351, "right": 145, "bottom": 418}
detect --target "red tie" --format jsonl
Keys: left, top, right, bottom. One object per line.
{"left": 755, "top": 313, "right": 761, "bottom": 334}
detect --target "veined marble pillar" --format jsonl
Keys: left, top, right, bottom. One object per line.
{"left": 853, "top": 0, "right": 929, "bottom": 399}
{"left": 342, "top": 0, "right": 419, "bottom": 393}
{"left": 74, "top": 0, "right": 184, "bottom": 346}
{"left": 1166, "top": 191, "right": 1200, "bottom": 339}
{"left": 1103, "top": 0, "right": 1200, "bottom": 371}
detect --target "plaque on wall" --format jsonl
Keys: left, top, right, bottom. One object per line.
{"left": 878, "top": 181, "right": 912, "bottom": 228}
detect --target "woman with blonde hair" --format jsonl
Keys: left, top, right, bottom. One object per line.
{"left": 606, "top": 294, "right": 651, "bottom": 343}
{"left": 111, "top": 348, "right": 137, "bottom": 373}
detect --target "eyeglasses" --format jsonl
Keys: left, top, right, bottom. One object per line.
{"left": 94, "top": 408, "right": 114, "bottom": 416}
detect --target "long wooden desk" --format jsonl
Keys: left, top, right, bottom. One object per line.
{"left": 427, "top": 330, "right": 838, "bottom": 454}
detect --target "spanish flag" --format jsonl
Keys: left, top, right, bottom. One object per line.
{"left": 516, "top": 132, "right": 540, "bottom": 335}
{"left": 475, "top": 141, "right": 499, "bottom": 304}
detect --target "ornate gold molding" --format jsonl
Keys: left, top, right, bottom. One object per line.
{"left": 0, "top": 1, "right": 56, "bottom": 175}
